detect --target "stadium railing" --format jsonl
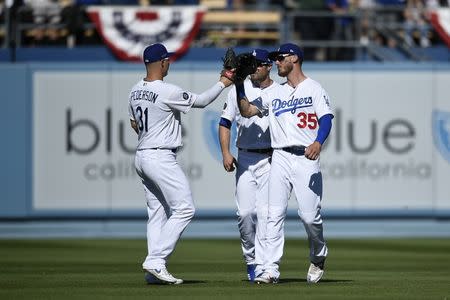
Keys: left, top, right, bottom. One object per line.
{"left": 1, "top": 3, "right": 445, "bottom": 62}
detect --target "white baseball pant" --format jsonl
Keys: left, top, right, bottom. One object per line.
{"left": 235, "top": 150, "right": 271, "bottom": 275}
{"left": 264, "top": 149, "right": 328, "bottom": 278}
{"left": 135, "top": 148, "right": 195, "bottom": 270}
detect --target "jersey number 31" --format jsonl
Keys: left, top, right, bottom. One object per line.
{"left": 136, "top": 106, "right": 148, "bottom": 132}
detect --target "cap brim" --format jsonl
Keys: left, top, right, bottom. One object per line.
{"left": 144, "top": 51, "right": 175, "bottom": 63}
{"left": 256, "top": 59, "right": 272, "bottom": 64}
{"left": 159, "top": 52, "right": 175, "bottom": 60}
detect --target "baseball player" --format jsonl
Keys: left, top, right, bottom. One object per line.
{"left": 235, "top": 43, "right": 334, "bottom": 284}
{"left": 128, "top": 43, "right": 233, "bottom": 285}
{"left": 218, "top": 49, "right": 278, "bottom": 281}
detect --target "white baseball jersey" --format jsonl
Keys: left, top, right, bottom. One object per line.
{"left": 221, "top": 79, "right": 280, "bottom": 150}
{"left": 128, "top": 79, "right": 196, "bottom": 150}
{"left": 261, "top": 78, "right": 333, "bottom": 148}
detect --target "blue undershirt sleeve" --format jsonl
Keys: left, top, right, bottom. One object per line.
{"left": 235, "top": 82, "right": 246, "bottom": 99}
{"left": 315, "top": 114, "right": 333, "bottom": 145}
{"left": 219, "top": 117, "right": 232, "bottom": 129}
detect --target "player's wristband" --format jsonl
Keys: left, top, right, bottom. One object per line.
{"left": 315, "top": 114, "right": 333, "bottom": 145}
{"left": 235, "top": 82, "right": 246, "bottom": 99}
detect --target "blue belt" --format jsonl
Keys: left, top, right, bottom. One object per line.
{"left": 281, "top": 146, "right": 305, "bottom": 156}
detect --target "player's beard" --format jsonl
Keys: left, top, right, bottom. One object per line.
{"left": 250, "top": 68, "right": 267, "bottom": 84}
{"left": 277, "top": 63, "right": 292, "bottom": 77}
{"left": 250, "top": 72, "right": 260, "bottom": 82}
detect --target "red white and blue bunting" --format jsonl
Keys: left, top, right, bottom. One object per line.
{"left": 430, "top": 8, "right": 450, "bottom": 48}
{"left": 87, "top": 6, "right": 206, "bottom": 61}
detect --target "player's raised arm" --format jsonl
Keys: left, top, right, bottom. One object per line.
{"left": 191, "top": 72, "right": 233, "bottom": 108}
{"left": 190, "top": 53, "right": 235, "bottom": 109}
{"left": 235, "top": 81, "right": 260, "bottom": 118}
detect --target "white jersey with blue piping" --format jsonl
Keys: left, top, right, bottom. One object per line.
{"left": 222, "top": 79, "right": 277, "bottom": 150}
{"left": 262, "top": 77, "right": 333, "bottom": 148}
{"left": 128, "top": 79, "right": 196, "bottom": 150}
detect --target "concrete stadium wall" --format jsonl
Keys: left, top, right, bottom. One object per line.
{"left": 1, "top": 62, "right": 450, "bottom": 219}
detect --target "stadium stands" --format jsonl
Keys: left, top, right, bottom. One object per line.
{"left": 0, "top": 0, "right": 449, "bottom": 62}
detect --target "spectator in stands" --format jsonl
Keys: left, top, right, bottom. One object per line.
{"left": 0, "top": 1, "right": 6, "bottom": 46}
{"left": 354, "top": 0, "right": 377, "bottom": 59}
{"left": 61, "top": 0, "right": 102, "bottom": 47}
{"left": 326, "top": 0, "right": 356, "bottom": 60}
{"left": 24, "top": 0, "right": 61, "bottom": 24}
{"left": 372, "top": 0, "right": 405, "bottom": 48}
{"left": 287, "top": 0, "right": 332, "bottom": 61}
{"left": 376, "top": 0, "right": 406, "bottom": 24}
{"left": 23, "top": 0, "right": 65, "bottom": 46}
{"left": 403, "top": 0, "right": 430, "bottom": 47}
{"left": 355, "top": 0, "right": 377, "bottom": 48}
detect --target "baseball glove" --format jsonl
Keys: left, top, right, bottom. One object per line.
{"left": 221, "top": 48, "right": 237, "bottom": 81}
{"left": 222, "top": 47, "right": 237, "bottom": 70}
{"left": 235, "top": 52, "right": 258, "bottom": 82}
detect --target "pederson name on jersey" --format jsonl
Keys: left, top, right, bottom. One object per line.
{"left": 130, "top": 90, "right": 159, "bottom": 103}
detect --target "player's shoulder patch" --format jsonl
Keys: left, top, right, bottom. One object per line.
{"left": 182, "top": 92, "right": 189, "bottom": 100}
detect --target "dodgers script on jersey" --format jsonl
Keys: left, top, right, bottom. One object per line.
{"left": 222, "top": 79, "right": 279, "bottom": 150}
{"left": 262, "top": 78, "right": 333, "bottom": 148}
{"left": 128, "top": 79, "right": 196, "bottom": 150}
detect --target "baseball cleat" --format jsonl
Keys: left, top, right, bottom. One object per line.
{"left": 146, "top": 268, "right": 183, "bottom": 284}
{"left": 254, "top": 272, "right": 278, "bottom": 284}
{"left": 247, "top": 264, "right": 256, "bottom": 282}
{"left": 307, "top": 261, "right": 325, "bottom": 283}
{"left": 144, "top": 271, "right": 162, "bottom": 284}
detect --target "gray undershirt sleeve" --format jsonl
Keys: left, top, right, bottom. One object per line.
{"left": 192, "top": 82, "right": 226, "bottom": 108}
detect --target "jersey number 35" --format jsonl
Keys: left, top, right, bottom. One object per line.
{"left": 297, "top": 113, "right": 318, "bottom": 129}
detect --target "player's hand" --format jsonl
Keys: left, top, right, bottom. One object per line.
{"left": 220, "top": 68, "right": 235, "bottom": 87}
{"left": 222, "top": 152, "right": 237, "bottom": 172}
{"left": 305, "top": 141, "right": 321, "bottom": 160}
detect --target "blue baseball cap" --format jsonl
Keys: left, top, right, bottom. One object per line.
{"left": 268, "top": 43, "right": 304, "bottom": 61}
{"left": 251, "top": 49, "right": 272, "bottom": 64}
{"left": 143, "top": 43, "right": 174, "bottom": 63}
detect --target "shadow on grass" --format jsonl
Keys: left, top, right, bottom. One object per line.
{"left": 180, "top": 280, "right": 207, "bottom": 284}
{"left": 239, "top": 278, "right": 353, "bottom": 284}
{"left": 278, "top": 278, "right": 353, "bottom": 284}
{"left": 145, "top": 280, "right": 207, "bottom": 286}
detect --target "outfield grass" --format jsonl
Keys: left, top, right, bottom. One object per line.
{"left": 0, "top": 238, "right": 449, "bottom": 299}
